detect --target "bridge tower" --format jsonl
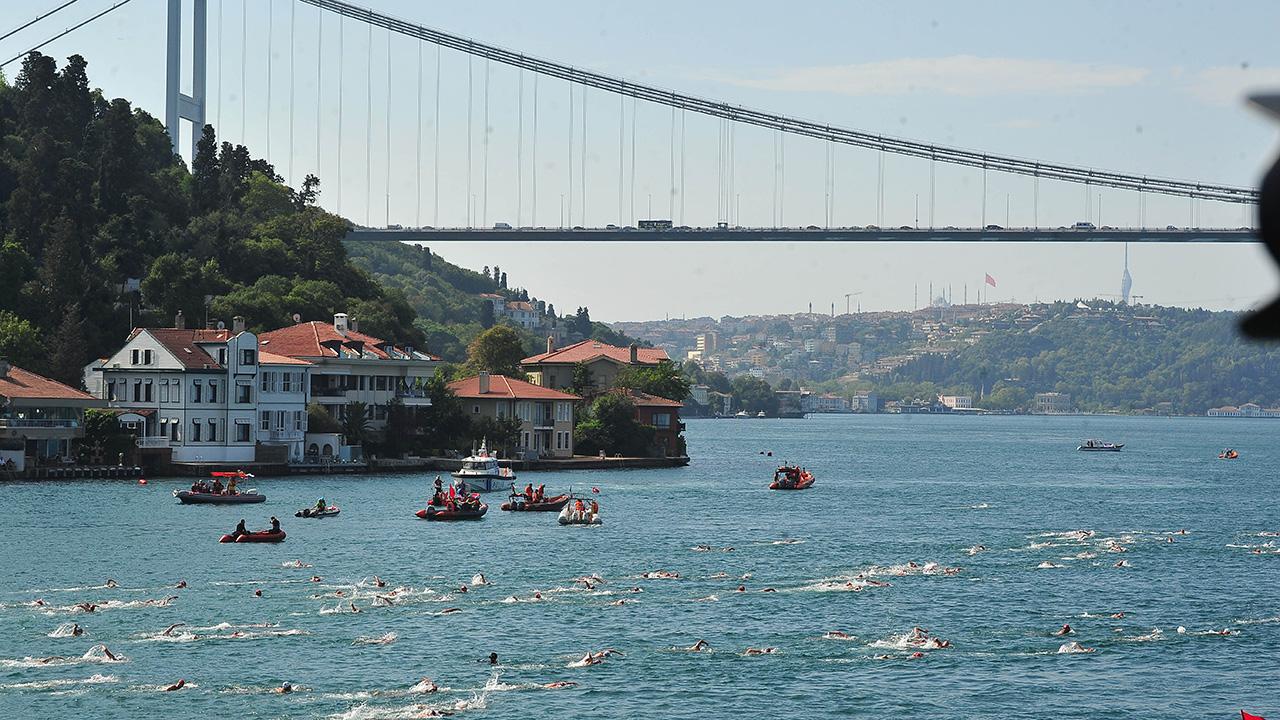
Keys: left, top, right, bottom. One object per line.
{"left": 165, "top": 0, "right": 208, "bottom": 160}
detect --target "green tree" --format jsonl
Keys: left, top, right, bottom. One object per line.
{"left": 615, "top": 359, "right": 691, "bottom": 401}
{"left": 464, "top": 325, "right": 526, "bottom": 377}
{"left": 731, "top": 376, "right": 778, "bottom": 415}
{"left": 0, "top": 311, "right": 45, "bottom": 369}
{"left": 569, "top": 361, "right": 595, "bottom": 396}
{"left": 470, "top": 415, "right": 522, "bottom": 456}
{"left": 573, "top": 394, "right": 654, "bottom": 457}
{"left": 341, "top": 401, "right": 370, "bottom": 446}
{"left": 307, "top": 402, "right": 341, "bottom": 433}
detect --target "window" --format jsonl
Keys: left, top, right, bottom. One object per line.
{"left": 132, "top": 381, "right": 142, "bottom": 402}
{"left": 294, "top": 410, "right": 303, "bottom": 431}
{"left": 170, "top": 420, "right": 180, "bottom": 441}
{"left": 106, "top": 380, "right": 116, "bottom": 401}
{"left": 209, "top": 380, "right": 218, "bottom": 403}
{"left": 260, "top": 372, "right": 272, "bottom": 392}
{"left": 159, "top": 381, "right": 169, "bottom": 403}
{"left": 236, "top": 383, "right": 252, "bottom": 404}
{"left": 359, "top": 376, "right": 367, "bottom": 391}
{"left": 241, "top": 349, "right": 256, "bottom": 366}
{"left": 473, "top": 404, "right": 480, "bottom": 414}
{"left": 207, "top": 419, "right": 218, "bottom": 442}
{"left": 236, "top": 422, "right": 251, "bottom": 443}
{"left": 191, "top": 419, "right": 202, "bottom": 442}
{"left": 192, "top": 380, "right": 202, "bottom": 403}
{"left": 143, "top": 349, "right": 153, "bottom": 365}
{"left": 374, "top": 404, "right": 387, "bottom": 420}
{"left": 556, "top": 402, "right": 572, "bottom": 422}
{"left": 282, "top": 373, "right": 293, "bottom": 392}
{"left": 277, "top": 411, "right": 287, "bottom": 430}
{"left": 653, "top": 413, "right": 672, "bottom": 429}
{"left": 170, "top": 382, "right": 180, "bottom": 403}
{"left": 143, "top": 380, "right": 153, "bottom": 403}
{"left": 217, "top": 348, "right": 227, "bottom": 366}
{"left": 522, "top": 432, "right": 530, "bottom": 448}
{"left": 131, "top": 349, "right": 140, "bottom": 365}
{"left": 375, "top": 376, "right": 387, "bottom": 391}
{"left": 260, "top": 411, "right": 270, "bottom": 431}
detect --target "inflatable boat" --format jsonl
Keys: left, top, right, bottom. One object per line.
{"left": 501, "top": 493, "right": 571, "bottom": 512}
{"left": 770, "top": 467, "right": 815, "bottom": 490}
{"left": 175, "top": 490, "right": 266, "bottom": 504}
{"left": 416, "top": 504, "right": 488, "bottom": 521}
{"left": 220, "top": 530, "right": 286, "bottom": 543}
{"left": 295, "top": 506, "right": 341, "bottom": 518}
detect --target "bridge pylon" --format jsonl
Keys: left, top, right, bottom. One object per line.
{"left": 165, "top": 0, "right": 208, "bottom": 160}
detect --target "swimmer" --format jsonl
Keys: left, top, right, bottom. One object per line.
{"left": 823, "top": 631, "right": 852, "bottom": 640}
{"left": 145, "top": 596, "right": 179, "bottom": 607}
{"left": 735, "top": 585, "right": 746, "bottom": 593}
{"left": 275, "top": 682, "right": 293, "bottom": 694}
{"left": 438, "top": 608, "right": 462, "bottom": 614}
{"left": 761, "top": 587, "right": 777, "bottom": 593}
{"left": 254, "top": 589, "right": 263, "bottom": 598}
{"left": 174, "top": 580, "right": 187, "bottom": 589}
{"left": 628, "top": 587, "right": 642, "bottom": 593}
{"left": 487, "top": 652, "right": 499, "bottom": 665}
{"left": 1055, "top": 624, "right": 1074, "bottom": 636}
{"left": 544, "top": 681, "right": 578, "bottom": 689}
{"left": 686, "top": 639, "right": 711, "bottom": 652}
{"left": 532, "top": 591, "right": 543, "bottom": 600}
{"left": 349, "top": 602, "right": 360, "bottom": 614}
{"left": 70, "top": 623, "right": 84, "bottom": 636}
{"left": 927, "top": 638, "right": 951, "bottom": 649}
{"left": 417, "top": 678, "right": 440, "bottom": 693}
{"left": 1109, "top": 612, "right": 1126, "bottom": 619}
{"left": 372, "top": 576, "right": 386, "bottom": 588}
{"left": 374, "top": 595, "right": 395, "bottom": 607}
{"left": 743, "top": 647, "right": 778, "bottom": 656}
{"left": 105, "top": 579, "right": 118, "bottom": 588}
{"left": 457, "top": 585, "right": 469, "bottom": 593}
{"left": 1114, "top": 560, "right": 1131, "bottom": 568}
{"left": 163, "top": 679, "right": 186, "bottom": 692}
{"left": 909, "top": 651, "right": 925, "bottom": 659}
{"left": 161, "top": 623, "right": 186, "bottom": 637}
{"left": 1057, "top": 641, "right": 1095, "bottom": 654}
{"left": 31, "top": 599, "right": 46, "bottom": 607}
{"left": 309, "top": 576, "right": 323, "bottom": 583}
{"left": 471, "top": 573, "right": 489, "bottom": 586}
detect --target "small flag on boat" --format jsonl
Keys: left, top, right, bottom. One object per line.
{"left": 984, "top": 273, "right": 997, "bottom": 287}
{"left": 591, "top": 487, "right": 600, "bottom": 494}
{"left": 1242, "top": 711, "right": 1266, "bottom": 720}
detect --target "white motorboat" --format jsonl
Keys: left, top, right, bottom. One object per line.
{"left": 451, "top": 439, "right": 516, "bottom": 492}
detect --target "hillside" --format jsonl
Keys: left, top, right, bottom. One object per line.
{"left": 621, "top": 301, "right": 1280, "bottom": 414}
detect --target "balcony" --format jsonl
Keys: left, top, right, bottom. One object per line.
{"left": 136, "top": 436, "right": 173, "bottom": 448}
{"left": 266, "top": 429, "right": 304, "bottom": 442}
{"left": 395, "top": 390, "right": 433, "bottom": 407}
{"left": 311, "top": 387, "right": 348, "bottom": 398}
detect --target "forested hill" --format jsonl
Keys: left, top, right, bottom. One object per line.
{"left": 0, "top": 52, "right": 632, "bottom": 383}
{"left": 874, "top": 302, "right": 1280, "bottom": 414}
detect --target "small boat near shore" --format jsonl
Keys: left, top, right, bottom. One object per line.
{"left": 451, "top": 440, "right": 516, "bottom": 492}
{"left": 1218, "top": 449, "right": 1239, "bottom": 460}
{"left": 416, "top": 504, "right": 488, "bottom": 521}
{"left": 558, "top": 501, "right": 602, "bottom": 525}
{"left": 175, "top": 489, "right": 266, "bottom": 504}
{"left": 295, "top": 506, "right": 341, "bottom": 518}
{"left": 770, "top": 466, "right": 814, "bottom": 490}
{"left": 1078, "top": 439, "right": 1124, "bottom": 452}
{"left": 501, "top": 493, "right": 571, "bottom": 512}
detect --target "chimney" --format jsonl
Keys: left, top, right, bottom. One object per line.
{"left": 629, "top": 343, "right": 639, "bottom": 364}
{"left": 174, "top": 310, "right": 185, "bottom": 330}
{"left": 546, "top": 336, "right": 555, "bottom": 353}
{"left": 350, "top": 318, "right": 360, "bottom": 333}
{"left": 232, "top": 316, "right": 246, "bottom": 334}
{"left": 333, "top": 313, "right": 349, "bottom": 336}
{"left": 478, "top": 371, "right": 491, "bottom": 395}
{"left": 0, "top": 359, "right": 10, "bottom": 379}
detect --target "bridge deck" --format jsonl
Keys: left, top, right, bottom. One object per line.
{"left": 346, "top": 228, "right": 1257, "bottom": 243}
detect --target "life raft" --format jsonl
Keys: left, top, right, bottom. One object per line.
{"left": 220, "top": 530, "right": 286, "bottom": 543}
{"left": 1218, "top": 450, "right": 1239, "bottom": 460}
{"left": 416, "top": 504, "right": 488, "bottom": 521}
{"left": 769, "top": 469, "right": 815, "bottom": 490}
{"left": 501, "top": 494, "right": 571, "bottom": 512}
{"left": 175, "top": 490, "right": 265, "bottom": 504}
{"left": 557, "top": 505, "right": 602, "bottom": 525}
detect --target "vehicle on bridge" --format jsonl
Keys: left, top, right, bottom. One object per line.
{"left": 639, "top": 219, "right": 673, "bottom": 230}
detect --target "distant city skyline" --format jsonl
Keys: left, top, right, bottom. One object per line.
{"left": 8, "top": 0, "right": 1280, "bottom": 320}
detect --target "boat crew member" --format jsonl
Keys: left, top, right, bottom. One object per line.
{"left": 270, "top": 516, "right": 281, "bottom": 533}
{"left": 227, "top": 475, "right": 238, "bottom": 495}
{"left": 524, "top": 483, "right": 534, "bottom": 502}
{"left": 233, "top": 519, "right": 247, "bottom": 537}
{"left": 535, "top": 484, "right": 545, "bottom": 502}
{"left": 315, "top": 497, "right": 327, "bottom": 514}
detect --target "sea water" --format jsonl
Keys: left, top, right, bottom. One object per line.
{"left": 0, "top": 414, "right": 1277, "bottom": 719}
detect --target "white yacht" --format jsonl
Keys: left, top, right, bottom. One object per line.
{"left": 451, "top": 439, "right": 516, "bottom": 492}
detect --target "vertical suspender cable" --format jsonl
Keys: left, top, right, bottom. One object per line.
{"left": 336, "top": 14, "right": 343, "bottom": 213}
{"left": 288, "top": 0, "right": 295, "bottom": 184}
{"left": 679, "top": 108, "right": 685, "bottom": 226}
{"left": 779, "top": 131, "right": 785, "bottom": 226}
{"left": 930, "top": 156, "right": 936, "bottom": 230}
{"left": 580, "top": 85, "right": 587, "bottom": 226}
{"left": 531, "top": 72, "right": 538, "bottom": 226}
{"left": 772, "top": 130, "right": 778, "bottom": 227}
{"left": 315, "top": 5, "right": 321, "bottom": 179}
{"left": 669, "top": 102, "right": 675, "bottom": 218}
{"left": 365, "top": 20, "right": 372, "bottom": 224}
{"left": 617, "top": 91, "right": 623, "bottom": 226}
{"left": 482, "top": 57, "right": 489, "bottom": 227}
{"left": 415, "top": 39, "right": 422, "bottom": 226}
{"left": 567, "top": 81, "right": 573, "bottom": 228}
{"left": 240, "top": 0, "right": 246, "bottom": 143}
{"left": 517, "top": 68, "right": 524, "bottom": 227}
{"left": 981, "top": 162, "right": 987, "bottom": 228}
{"left": 629, "top": 96, "right": 636, "bottom": 225}
{"left": 433, "top": 43, "right": 440, "bottom": 227}
{"left": 466, "top": 53, "right": 473, "bottom": 226}
{"left": 216, "top": 0, "right": 223, "bottom": 132}
{"left": 266, "top": 0, "right": 272, "bottom": 160}
{"left": 385, "top": 29, "right": 391, "bottom": 224}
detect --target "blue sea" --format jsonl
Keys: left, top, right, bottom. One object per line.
{"left": 1, "top": 415, "right": 1277, "bottom": 719}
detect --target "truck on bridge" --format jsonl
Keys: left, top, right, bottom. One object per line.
{"left": 638, "top": 219, "right": 673, "bottom": 230}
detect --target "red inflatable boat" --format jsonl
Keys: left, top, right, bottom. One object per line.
{"left": 416, "top": 504, "right": 488, "bottom": 521}
{"left": 220, "top": 530, "right": 286, "bottom": 543}
{"left": 769, "top": 467, "right": 815, "bottom": 490}
{"left": 500, "top": 493, "right": 571, "bottom": 512}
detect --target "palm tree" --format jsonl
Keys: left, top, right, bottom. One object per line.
{"left": 342, "top": 401, "right": 371, "bottom": 446}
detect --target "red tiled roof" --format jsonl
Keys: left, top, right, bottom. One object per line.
{"left": 479, "top": 293, "right": 504, "bottom": 299}
{"left": 506, "top": 301, "right": 535, "bottom": 312}
{"left": 258, "top": 321, "right": 439, "bottom": 362}
{"left": 612, "top": 388, "right": 685, "bottom": 407}
{"left": 259, "top": 351, "right": 312, "bottom": 366}
{"left": 521, "top": 340, "right": 668, "bottom": 367}
{"left": 128, "top": 328, "right": 232, "bottom": 369}
{"left": 0, "top": 365, "right": 96, "bottom": 401}
{"left": 449, "top": 374, "right": 579, "bottom": 401}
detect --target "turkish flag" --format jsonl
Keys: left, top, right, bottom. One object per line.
{"left": 985, "top": 273, "right": 997, "bottom": 288}
{"left": 1242, "top": 711, "right": 1266, "bottom": 720}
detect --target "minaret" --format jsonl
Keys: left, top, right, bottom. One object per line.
{"left": 1120, "top": 242, "right": 1133, "bottom": 304}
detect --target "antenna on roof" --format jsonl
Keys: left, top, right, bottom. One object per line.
{"left": 216, "top": 321, "right": 226, "bottom": 330}
{"left": 292, "top": 313, "right": 302, "bottom": 323}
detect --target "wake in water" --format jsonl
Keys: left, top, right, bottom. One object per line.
{"left": 0, "top": 674, "right": 118, "bottom": 692}
{"left": 869, "top": 628, "right": 952, "bottom": 653}
{"left": 353, "top": 632, "right": 398, "bottom": 646}
{"left": 0, "top": 645, "right": 126, "bottom": 668}
{"left": 48, "top": 622, "right": 84, "bottom": 638}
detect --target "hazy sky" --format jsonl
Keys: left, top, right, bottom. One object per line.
{"left": 8, "top": 0, "right": 1280, "bottom": 320}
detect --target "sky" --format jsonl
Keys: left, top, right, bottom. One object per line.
{"left": 7, "top": 0, "right": 1280, "bottom": 320}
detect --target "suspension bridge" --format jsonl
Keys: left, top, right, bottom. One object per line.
{"left": 2, "top": 0, "right": 1261, "bottom": 243}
